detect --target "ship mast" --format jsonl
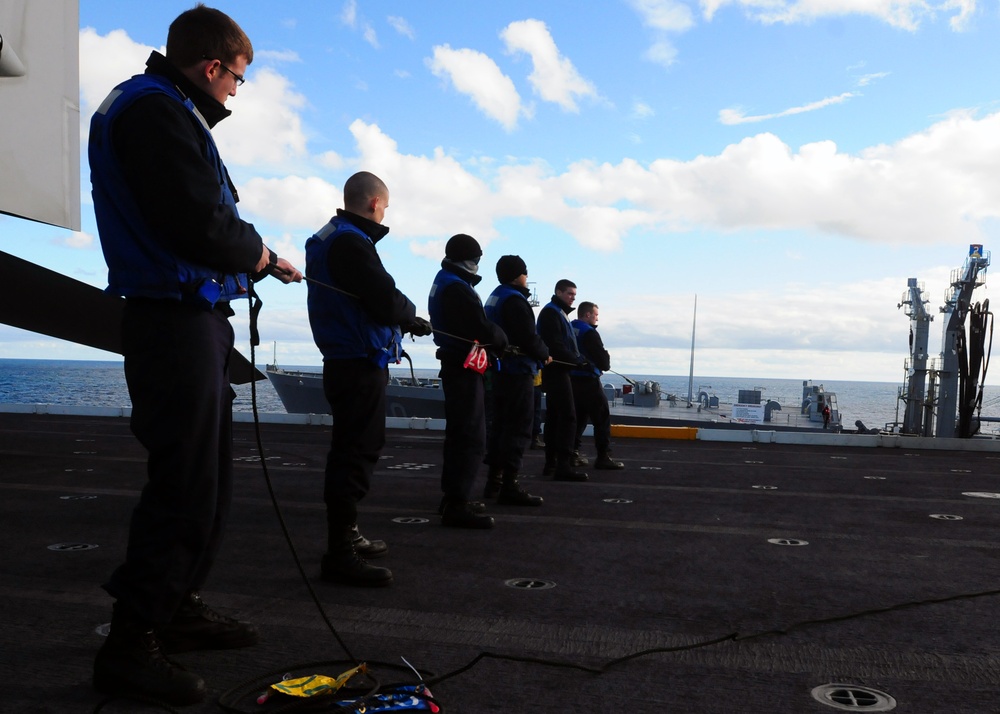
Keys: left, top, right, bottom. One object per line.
{"left": 898, "top": 278, "right": 932, "bottom": 435}
{"left": 687, "top": 295, "right": 696, "bottom": 406}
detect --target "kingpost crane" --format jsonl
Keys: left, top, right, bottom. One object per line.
{"left": 935, "top": 245, "right": 990, "bottom": 438}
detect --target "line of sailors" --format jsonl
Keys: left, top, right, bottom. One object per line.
{"left": 305, "top": 175, "right": 623, "bottom": 588}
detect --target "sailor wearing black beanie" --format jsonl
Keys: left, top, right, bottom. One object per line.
{"left": 428, "top": 234, "right": 508, "bottom": 528}
{"left": 482, "top": 255, "right": 549, "bottom": 506}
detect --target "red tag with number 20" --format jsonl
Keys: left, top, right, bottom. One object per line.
{"left": 463, "top": 341, "right": 489, "bottom": 374}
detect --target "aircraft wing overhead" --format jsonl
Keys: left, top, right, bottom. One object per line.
{"left": 0, "top": 0, "right": 81, "bottom": 231}
{"left": 0, "top": 250, "right": 265, "bottom": 385}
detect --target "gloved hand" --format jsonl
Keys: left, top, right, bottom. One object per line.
{"left": 408, "top": 316, "right": 432, "bottom": 337}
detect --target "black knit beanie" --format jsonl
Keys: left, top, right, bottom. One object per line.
{"left": 496, "top": 255, "right": 527, "bottom": 284}
{"left": 445, "top": 233, "right": 482, "bottom": 262}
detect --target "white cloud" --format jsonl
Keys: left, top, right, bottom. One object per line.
{"left": 623, "top": 110, "right": 1000, "bottom": 244}
{"left": 256, "top": 49, "right": 302, "bottom": 64}
{"left": 719, "top": 92, "right": 856, "bottom": 124}
{"left": 645, "top": 40, "right": 681, "bottom": 68}
{"left": 240, "top": 175, "right": 340, "bottom": 230}
{"left": 79, "top": 28, "right": 155, "bottom": 117}
{"left": 58, "top": 231, "right": 95, "bottom": 250}
{"left": 627, "top": 0, "right": 694, "bottom": 68}
{"left": 632, "top": 101, "right": 655, "bottom": 121}
{"left": 80, "top": 28, "right": 1000, "bottom": 259}
{"left": 340, "top": 0, "right": 378, "bottom": 47}
{"left": 500, "top": 19, "right": 598, "bottom": 112}
{"left": 856, "top": 72, "right": 889, "bottom": 87}
{"left": 427, "top": 44, "right": 525, "bottom": 130}
{"left": 317, "top": 150, "right": 346, "bottom": 170}
{"left": 629, "top": 0, "right": 696, "bottom": 32}
{"left": 346, "top": 120, "right": 499, "bottom": 240}
{"left": 615, "top": 275, "right": 906, "bottom": 355}
{"left": 81, "top": 30, "right": 309, "bottom": 169}
{"left": 216, "top": 67, "right": 309, "bottom": 167}
{"left": 303, "top": 108, "right": 1000, "bottom": 254}
{"left": 700, "top": 0, "right": 977, "bottom": 31}
{"left": 340, "top": 0, "right": 357, "bottom": 28}
{"left": 946, "top": 0, "right": 977, "bottom": 30}
{"left": 388, "top": 15, "right": 415, "bottom": 39}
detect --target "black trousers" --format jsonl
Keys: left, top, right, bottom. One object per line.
{"left": 489, "top": 371, "right": 535, "bottom": 473}
{"left": 323, "top": 358, "right": 387, "bottom": 533}
{"left": 440, "top": 360, "right": 486, "bottom": 501}
{"left": 572, "top": 376, "right": 611, "bottom": 454}
{"left": 541, "top": 367, "right": 577, "bottom": 465}
{"left": 105, "top": 299, "right": 235, "bottom": 625}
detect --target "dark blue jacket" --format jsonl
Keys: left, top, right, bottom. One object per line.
{"left": 429, "top": 269, "right": 471, "bottom": 355}
{"left": 537, "top": 296, "right": 582, "bottom": 371}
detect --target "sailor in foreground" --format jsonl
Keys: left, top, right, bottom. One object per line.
{"left": 571, "top": 301, "right": 625, "bottom": 470}
{"left": 89, "top": 5, "right": 302, "bottom": 706}
{"left": 428, "top": 234, "right": 509, "bottom": 528}
{"left": 537, "top": 280, "right": 590, "bottom": 482}
{"left": 306, "top": 171, "right": 431, "bottom": 587}
{"left": 484, "top": 255, "right": 550, "bottom": 504}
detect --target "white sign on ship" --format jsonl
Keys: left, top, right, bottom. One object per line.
{"left": 731, "top": 403, "right": 765, "bottom": 424}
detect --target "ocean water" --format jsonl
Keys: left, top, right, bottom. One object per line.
{"left": 4, "top": 358, "right": 1000, "bottom": 434}
{"left": 0, "top": 358, "right": 286, "bottom": 415}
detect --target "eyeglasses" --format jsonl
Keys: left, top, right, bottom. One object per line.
{"left": 218, "top": 62, "right": 245, "bottom": 86}
{"left": 203, "top": 56, "right": 245, "bottom": 86}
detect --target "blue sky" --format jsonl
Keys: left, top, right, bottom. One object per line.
{"left": 3, "top": 0, "right": 999, "bottom": 383}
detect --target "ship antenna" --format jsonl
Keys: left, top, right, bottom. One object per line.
{"left": 687, "top": 295, "right": 697, "bottom": 407}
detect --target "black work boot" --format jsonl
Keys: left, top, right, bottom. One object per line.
{"left": 322, "top": 540, "right": 393, "bottom": 587}
{"left": 94, "top": 609, "right": 206, "bottom": 706}
{"left": 351, "top": 523, "right": 388, "bottom": 559}
{"left": 483, "top": 466, "right": 503, "bottom": 499}
{"left": 156, "top": 591, "right": 258, "bottom": 654}
{"left": 572, "top": 450, "right": 590, "bottom": 467}
{"left": 441, "top": 499, "right": 495, "bottom": 529}
{"left": 594, "top": 452, "right": 625, "bottom": 470}
{"left": 497, "top": 470, "right": 543, "bottom": 506}
{"left": 438, "top": 496, "right": 487, "bottom": 514}
{"left": 554, "top": 457, "right": 588, "bottom": 482}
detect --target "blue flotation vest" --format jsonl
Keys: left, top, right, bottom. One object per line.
{"left": 428, "top": 269, "right": 479, "bottom": 356}
{"left": 90, "top": 73, "right": 247, "bottom": 307}
{"left": 571, "top": 320, "right": 602, "bottom": 377}
{"left": 485, "top": 284, "right": 538, "bottom": 375}
{"left": 305, "top": 218, "right": 402, "bottom": 367}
